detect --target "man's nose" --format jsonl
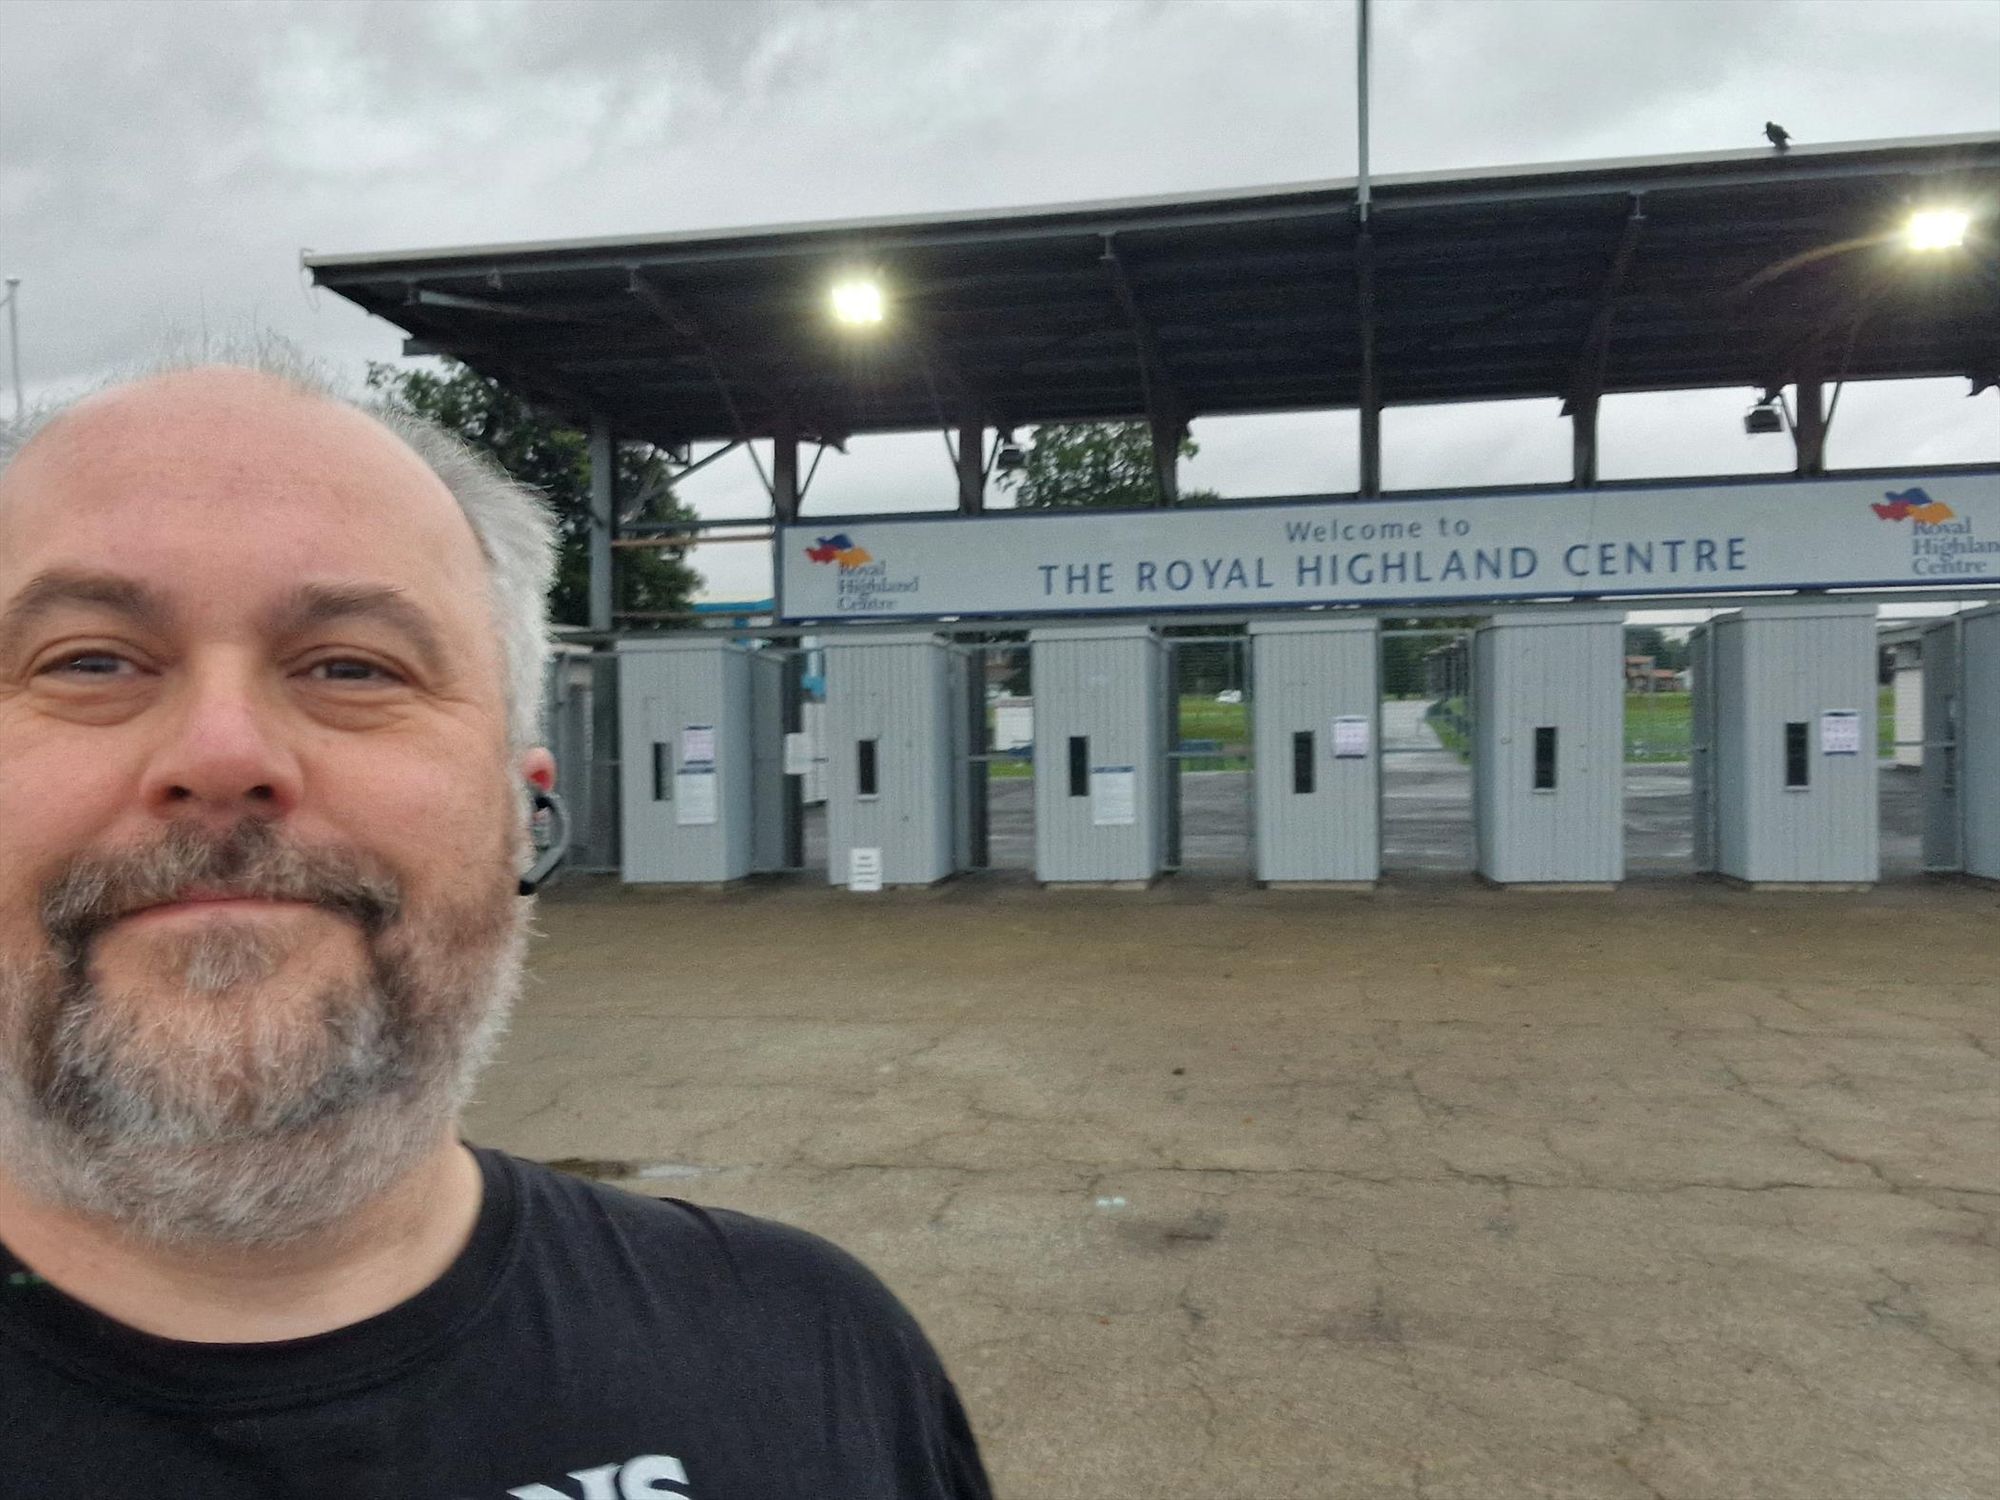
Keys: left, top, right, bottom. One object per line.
{"left": 140, "top": 663, "right": 305, "bottom": 822}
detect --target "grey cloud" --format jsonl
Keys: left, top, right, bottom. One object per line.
{"left": 3, "top": 0, "right": 1995, "bottom": 597}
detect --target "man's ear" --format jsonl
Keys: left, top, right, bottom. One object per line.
{"left": 520, "top": 746, "right": 557, "bottom": 795}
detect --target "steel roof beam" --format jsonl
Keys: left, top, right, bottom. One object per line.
{"left": 1561, "top": 195, "right": 1649, "bottom": 421}
{"left": 406, "top": 287, "right": 623, "bottom": 326}
{"left": 1101, "top": 235, "right": 1188, "bottom": 503}
{"left": 625, "top": 269, "right": 855, "bottom": 451}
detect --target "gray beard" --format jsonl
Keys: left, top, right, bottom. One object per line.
{"left": 0, "top": 819, "right": 527, "bottom": 1249}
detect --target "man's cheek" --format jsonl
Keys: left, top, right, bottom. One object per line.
{"left": 0, "top": 906, "right": 53, "bottom": 969}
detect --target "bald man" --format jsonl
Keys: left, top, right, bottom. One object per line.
{"left": 0, "top": 358, "right": 990, "bottom": 1499}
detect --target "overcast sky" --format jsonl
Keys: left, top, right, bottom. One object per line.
{"left": 6, "top": 0, "right": 1997, "bottom": 604}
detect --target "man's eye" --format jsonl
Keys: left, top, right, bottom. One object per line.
{"left": 45, "top": 653, "right": 131, "bottom": 678}
{"left": 307, "top": 658, "right": 403, "bottom": 684}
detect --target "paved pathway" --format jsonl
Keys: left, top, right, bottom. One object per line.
{"left": 1379, "top": 698, "right": 1444, "bottom": 753}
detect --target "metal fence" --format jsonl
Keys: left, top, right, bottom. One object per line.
{"left": 540, "top": 651, "right": 621, "bottom": 877}
{"left": 1165, "top": 632, "right": 1251, "bottom": 773}
{"left": 1417, "top": 633, "right": 1473, "bottom": 756}
{"left": 961, "top": 638, "right": 1033, "bottom": 871}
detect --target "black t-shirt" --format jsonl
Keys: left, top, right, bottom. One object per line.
{"left": 0, "top": 1146, "right": 991, "bottom": 1499}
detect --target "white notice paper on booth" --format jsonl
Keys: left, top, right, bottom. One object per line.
{"left": 674, "top": 766, "right": 718, "bottom": 825}
{"left": 783, "top": 732, "right": 812, "bottom": 776}
{"left": 1333, "top": 715, "right": 1371, "bottom": 758}
{"left": 681, "top": 724, "right": 716, "bottom": 764}
{"left": 1820, "top": 709, "right": 1861, "bottom": 756}
{"left": 1091, "top": 766, "right": 1137, "bottom": 826}
{"left": 848, "top": 847, "right": 883, "bottom": 892}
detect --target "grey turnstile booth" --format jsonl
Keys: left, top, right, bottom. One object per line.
{"left": 1472, "top": 611, "right": 1625, "bottom": 886}
{"left": 1690, "top": 602, "right": 1877, "bottom": 886}
{"left": 616, "top": 637, "right": 756, "bottom": 883}
{"left": 822, "top": 632, "right": 957, "bottom": 886}
{"left": 1921, "top": 604, "right": 2000, "bottom": 881}
{"left": 1030, "top": 625, "right": 1166, "bottom": 884}
{"left": 1249, "top": 617, "right": 1380, "bottom": 885}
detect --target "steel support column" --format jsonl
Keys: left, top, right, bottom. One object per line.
{"left": 1570, "top": 395, "right": 1599, "bottom": 487}
{"left": 1794, "top": 374, "right": 1827, "bottom": 476}
{"left": 1101, "top": 236, "right": 1187, "bottom": 509}
{"left": 1149, "top": 409, "right": 1183, "bottom": 506}
{"left": 957, "top": 403, "right": 985, "bottom": 514}
{"left": 1562, "top": 195, "right": 1644, "bottom": 490}
{"left": 1357, "top": 227, "right": 1381, "bottom": 497}
{"left": 587, "top": 417, "right": 615, "bottom": 633}
{"left": 772, "top": 411, "right": 800, "bottom": 523}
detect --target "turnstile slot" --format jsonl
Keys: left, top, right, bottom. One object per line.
{"left": 1533, "top": 726, "right": 1558, "bottom": 791}
{"left": 1785, "top": 721, "right": 1810, "bottom": 789}
{"left": 857, "top": 738, "right": 879, "bottom": 798}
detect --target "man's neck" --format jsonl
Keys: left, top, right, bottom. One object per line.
{"left": 0, "top": 1134, "right": 483, "bottom": 1343}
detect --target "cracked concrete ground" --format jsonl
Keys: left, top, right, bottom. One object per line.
{"left": 465, "top": 877, "right": 2000, "bottom": 1500}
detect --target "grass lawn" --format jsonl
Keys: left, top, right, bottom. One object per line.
{"left": 985, "top": 696, "right": 1250, "bottom": 777}
{"left": 1627, "top": 692, "right": 1693, "bottom": 763}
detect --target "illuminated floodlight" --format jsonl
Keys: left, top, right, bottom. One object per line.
{"left": 830, "top": 277, "right": 885, "bottom": 326}
{"left": 1905, "top": 208, "right": 1970, "bottom": 252}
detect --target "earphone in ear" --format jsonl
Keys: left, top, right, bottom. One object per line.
{"left": 519, "top": 786, "right": 572, "bottom": 896}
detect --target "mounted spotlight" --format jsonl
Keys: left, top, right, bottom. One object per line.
{"left": 1744, "top": 397, "right": 1785, "bottom": 436}
{"left": 1905, "top": 208, "right": 1970, "bottom": 252}
{"left": 829, "top": 276, "right": 885, "bottom": 327}
{"left": 994, "top": 439, "right": 1028, "bottom": 472}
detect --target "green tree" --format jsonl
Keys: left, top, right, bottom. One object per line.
{"left": 997, "top": 421, "right": 1219, "bottom": 508}
{"left": 1623, "top": 625, "right": 1689, "bottom": 675}
{"left": 1624, "top": 625, "right": 1666, "bottom": 665}
{"left": 366, "top": 360, "right": 701, "bottom": 626}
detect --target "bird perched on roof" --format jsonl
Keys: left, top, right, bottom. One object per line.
{"left": 1765, "top": 121, "right": 1791, "bottom": 151}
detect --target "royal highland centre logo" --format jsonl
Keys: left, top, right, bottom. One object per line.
{"left": 1871, "top": 486, "right": 1955, "bottom": 523}
{"left": 1869, "top": 486, "right": 1996, "bottom": 579}
{"left": 805, "top": 533, "right": 873, "bottom": 568}
{"left": 800, "top": 530, "right": 921, "bottom": 612}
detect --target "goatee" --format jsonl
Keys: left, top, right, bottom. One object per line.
{"left": 0, "top": 817, "right": 526, "bottom": 1248}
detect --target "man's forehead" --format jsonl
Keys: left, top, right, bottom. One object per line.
{"left": 0, "top": 367, "right": 485, "bottom": 596}
{"left": 5, "top": 368, "right": 446, "bottom": 508}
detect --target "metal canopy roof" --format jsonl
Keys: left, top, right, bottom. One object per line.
{"left": 306, "top": 134, "right": 1999, "bottom": 450}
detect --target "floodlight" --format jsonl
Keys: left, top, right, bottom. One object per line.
{"left": 1905, "top": 209, "right": 1970, "bottom": 252}
{"left": 995, "top": 440, "right": 1027, "bottom": 472}
{"left": 1744, "top": 399, "right": 1785, "bottom": 436}
{"left": 830, "top": 277, "right": 885, "bottom": 326}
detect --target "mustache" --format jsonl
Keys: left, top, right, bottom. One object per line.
{"left": 39, "top": 819, "right": 403, "bottom": 953}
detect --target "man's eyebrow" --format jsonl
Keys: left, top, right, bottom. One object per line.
{"left": 0, "top": 570, "right": 173, "bottom": 661}
{"left": 265, "top": 582, "right": 450, "bottom": 679}
{"left": 0, "top": 570, "right": 449, "bottom": 680}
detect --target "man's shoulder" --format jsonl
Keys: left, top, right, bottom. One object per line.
{"left": 492, "top": 1148, "right": 923, "bottom": 1338}
{"left": 488, "top": 1150, "right": 990, "bottom": 1498}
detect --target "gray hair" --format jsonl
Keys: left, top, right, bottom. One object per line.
{"left": 0, "top": 334, "right": 558, "bottom": 754}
